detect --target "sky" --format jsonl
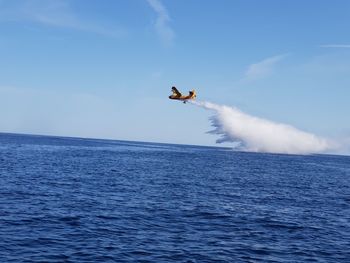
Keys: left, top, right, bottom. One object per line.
{"left": 0, "top": 0, "right": 350, "bottom": 147}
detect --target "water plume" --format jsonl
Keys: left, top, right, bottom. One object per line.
{"left": 190, "top": 101, "right": 333, "bottom": 154}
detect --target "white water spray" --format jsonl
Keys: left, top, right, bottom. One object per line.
{"left": 191, "top": 101, "right": 333, "bottom": 154}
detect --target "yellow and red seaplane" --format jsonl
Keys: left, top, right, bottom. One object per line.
{"left": 168, "top": 86, "right": 196, "bottom": 103}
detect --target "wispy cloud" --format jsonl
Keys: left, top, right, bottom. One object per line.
{"left": 0, "top": 0, "right": 125, "bottom": 38}
{"left": 243, "top": 54, "right": 288, "bottom": 81}
{"left": 320, "top": 44, "right": 350, "bottom": 48}
{"left": 147, "top": 0, "right": 175, "bottom": 46}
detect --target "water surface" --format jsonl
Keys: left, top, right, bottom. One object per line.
{"left": 0, "top": 133, "right": 349, "bottom": 262}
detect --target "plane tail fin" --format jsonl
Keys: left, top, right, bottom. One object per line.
{"left": 189, "top": 90, "right": 196, "bottom": 98}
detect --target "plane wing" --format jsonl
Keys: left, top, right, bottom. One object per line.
{"left": 171, "top": 86, "right": 182, "bottom": 97}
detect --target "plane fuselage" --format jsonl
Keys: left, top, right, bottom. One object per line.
{"left": 168, "top": 88, "right": 196, "bottom": 102}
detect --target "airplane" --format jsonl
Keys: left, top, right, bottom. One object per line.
{"left": 168, "top": 86, "right": 196, "bottom": 103}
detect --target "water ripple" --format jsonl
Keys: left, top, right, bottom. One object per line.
{"left": 0, "top": 133, "right": 349, "bottom": 262}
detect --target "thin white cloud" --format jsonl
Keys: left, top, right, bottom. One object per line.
{"left": 243, "top": 54, "right": 288, "bottom": 81}
{"left": 147, "top": 0, "right": 175, "bottom": 46}
{"left": 320, "top": 44, "right": 350, "bottom": 48}
{"left": 0, "top": 0, "right": 125, "bottom": 38}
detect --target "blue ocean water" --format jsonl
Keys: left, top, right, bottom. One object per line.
{"left": 0, "top": 133, "right": 349, "bottom": 262}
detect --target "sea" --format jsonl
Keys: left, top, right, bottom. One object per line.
{"left": 0, "top": 133, "right": 349, "bottom": 262}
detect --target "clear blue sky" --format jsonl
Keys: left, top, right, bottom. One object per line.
{"left": 0, "top": 0, "right": 349, "bottom": 146}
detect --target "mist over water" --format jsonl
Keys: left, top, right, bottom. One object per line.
{"left": 191, "top": 101, "right": 333, "bottom": 154}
